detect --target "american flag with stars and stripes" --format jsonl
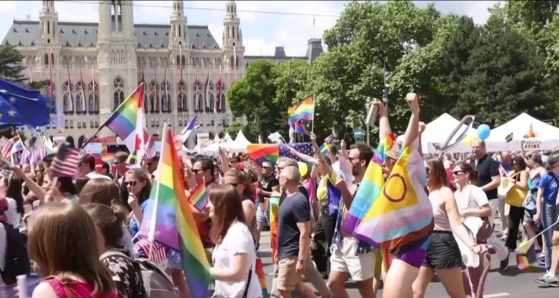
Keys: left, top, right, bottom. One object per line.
{"left": 145, "top": 138, "right": 157, "bottom": 160}
{"left": 134, "top": 238, "right": 167, "bottom": 265}
{"left": 279, "top": 143, "right": 315, "bottom": 162}
{"left": 50, "top": 142, "right": 80, "bottom": 177}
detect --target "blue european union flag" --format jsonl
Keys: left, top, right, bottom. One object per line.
{"left": 0, "top": 79, "right": 50, "bottom": 127}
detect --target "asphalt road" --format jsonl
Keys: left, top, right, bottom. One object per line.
{"left": 258, "top": 218, "right": 559, "bottom": 298}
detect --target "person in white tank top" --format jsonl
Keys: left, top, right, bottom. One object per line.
{"left": 412, "top": 158, "right": 487, "bottom": 298}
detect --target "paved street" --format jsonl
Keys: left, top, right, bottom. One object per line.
{"left": 258, "top": 218, "right": 559, "bottom": 298}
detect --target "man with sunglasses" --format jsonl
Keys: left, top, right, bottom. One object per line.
{"left": 256, "top": 161, "right": 279, "bottom": 244}
{"left": 145, "top": 155, "right": 159, "bottom": 175}
{"left": 192, "top": 159, "right": 217, "bottom": 187}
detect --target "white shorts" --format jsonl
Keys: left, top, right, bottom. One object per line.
{"left": 330, "top": 237, "right": 375, "bottom": 281}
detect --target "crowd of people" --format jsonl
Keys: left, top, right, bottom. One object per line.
{"left": 0, "top": 93, "right": 557, "bottom": 298}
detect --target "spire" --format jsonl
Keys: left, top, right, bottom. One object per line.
{"left": 225, "top": 1, "right": 237, "bottom": 17}
{"left": 169, "top": 1, "right": 188, "bottom": 50}
{"left": 39, "top": 0, "right": 59, "bottom": 46}
{"left": 222, "top": 0, "right": 242, "bottom": 48}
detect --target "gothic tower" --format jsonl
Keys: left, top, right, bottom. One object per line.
{"left": 222, "top": 1, "right": 243, "bottom": 74}
{"left": 37, "top": 0, "right": 61, "bottom": 124}
{"left": 98, "top": 0, "right": 137, "bottom": 131}
{"left": 169, "top": 1, "right": 189, "bottom": 117}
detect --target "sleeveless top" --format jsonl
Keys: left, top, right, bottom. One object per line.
{"left": 44, "top": 278, "right": 119, "bottom": 298}
{"left": 243, "top": 197, "right": 258, "bottom": 247}
{"left": 429, "top": 191, "right": 452, "bottom": 231}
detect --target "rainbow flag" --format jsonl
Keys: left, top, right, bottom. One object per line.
{"left": 255, "top": 258, "right": 269, "bottom": 298}
{"left": 10, "top": 137, "right": 23, "bottom": 154}
{"left": 377, "top": 133, "right": 397, "bottom": 163}
{"left": 102, "top": 153, "right": 115, "bottom": 166}
{"left": 188, "top": 180, "right": 209, "bottom": 212}
{"left": 103, "top": 83, "right": 148, "bottom": 156}
{"left": 354, "top": 142, "right": 434, "bottom": 268}
{"left": 294, "top": 121, "right": 308, "bottom": 135}
{"left": 342, "top": 157, "right": 384, "bottom": 236}
{"left": 261, "top": 198, "right": 269, "bottom": 213}
{"left": 515, "top": 239, "right": 539, "bottom": 272}
{"left": 269, "top": 198, "right": 280, "bottom": 259}
{"left": 140, "top": 123, "right": 211, "bottom": 298}
{"left": 247, "top": 144, "right": 279, "bottom": 164}
{"left": 288, "top": 96, "right": 314, "bottom": 124}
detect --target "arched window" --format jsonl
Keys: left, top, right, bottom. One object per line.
{"left": 181, "top": 55, "right": 186, "bottom": 67}
{"left": 87, "top": 81, "right": 99, "bottom": 114}
{"left": 230, "top": 56, "right": 234, "bottom": 68}
{"left": 220, "top": 93, "right": 226, "bottom": 113}
{"left": 197, "top": 93, "right": 203, "bottom": 113}
{"left": 62, "top": 56, "right": 68, "bottom": 66}
{"left": 192, "top": 81, "right": 203, "bottom": 112}
{"left": 235, "top": 55, "right": 239, "bottom": 68}
{"left": 44, "top": 53, "right": 49, "bottom": 66}
{"left": 75, "top": 81, "right": 86, "bottom": 113}
{"left": 207, "top": 81, "right": 214, "bottom": 112}
{"left": 113, "top": 77, "right": 124, "bottom": 111}
{"left": 177, "top": 80, "right": 187, "bottom": 112}
{"left": 160, "top": 80, "right": 171, "bottom": 113}
{"left": 148, "top": 80, "right": 158, "bottom": 114}
{"left": 62, "top": 80, "right": 74, "bottom": 114}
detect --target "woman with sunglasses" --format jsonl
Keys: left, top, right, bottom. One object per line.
{"left": 412, "top": 158, "right": 484, "bottom": 298}
{"left": 452, "top": 161, "right": 492, "bottom": 296}
{"left": 125, "top": 169, "right": 152, "bottom": 238}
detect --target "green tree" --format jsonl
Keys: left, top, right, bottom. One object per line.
{"left": 273, "top": 59, "right": 313, "bottom": 137}
{"left": 227, "top": 60, "right": 282, "bottom": 139}
{"left": 0, "top": 45, "right": 26, "bottom": 83}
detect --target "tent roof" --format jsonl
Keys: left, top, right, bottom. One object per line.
{"left": 487, "top": 113, "right": 559, "bottom": 142}
{"left": 234, "top": 131, "right": 252, "bottom": 145}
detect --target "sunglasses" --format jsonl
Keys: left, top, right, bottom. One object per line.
{"left": 125, "top": 181, "right": 137, "bottom": 187}
{"left": 192, "top": 169, "right": 203, "bottom": 174}
{"left": 453, "top": 171, "right": 465, "bottom": 175}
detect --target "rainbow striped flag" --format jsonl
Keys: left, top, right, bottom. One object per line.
{"left": 247, "top": 144, "right": 279, "bottom": 164}
{"left": 10, "top": 137, "right": 23, "bottom": 154}
{"left": 140, "top": 123, "right": 211, "bottom": 298}
{"left": 294, "top": 121, "right": 308, "bottom": 135}
{"left": 188, "top": 180, "right": 209, "bottom": 212}
{"left": 255, "top": 258, "right": 269, "bottom": 298}
{"left": 269, "top": 198, "right": 280, "bottom": 259}
{"left": 103, "top": 83, "right": 148, "bottom": 157}
{"left": 377, "top": 133, "right": 397, "bottom": 163}
{"left": 288, "top": 96, "right": 314, "bottom": 125}
{"left": 102, "top": 153, "right": 115, "bottom": 166}
{"left": 354, "top": 142, "right": 433, "bottom": 268}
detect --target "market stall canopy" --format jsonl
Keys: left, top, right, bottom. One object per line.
{"left": 397, "top": 113, "right": 475, "bottom": 153}
{"left": 484, "top": 113, "right": 559, "bottom": 151}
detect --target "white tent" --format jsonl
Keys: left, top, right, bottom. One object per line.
{"left": 223, "top": 133, "right": 234, "bottom": 142}
{"left": 485, "top": 113, "right": 559, "bottom": 151}
{"left": 203, "top": 131, "right": 251, "bottom": 153}
{"left": 397, "top": 113, "right": 475, "bottom": 153}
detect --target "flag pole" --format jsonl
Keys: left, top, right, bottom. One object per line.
{"left": 311, "top": 94, "right": 316, "bottom": 133}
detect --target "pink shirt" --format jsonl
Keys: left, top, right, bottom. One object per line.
{"left": 44, "top": 278, "right": 119, "bottom": 298}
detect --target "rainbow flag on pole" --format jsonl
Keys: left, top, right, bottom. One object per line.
{"left": 140, "top": 123, "right": 211, "bottom": 298}
{"left": 353, "top": 142, "right": 433, "bottom": 268}
{"left": 188, "top": 180, "right": 209, "bottom": 212}
{"left": 288, "top": 96, "right": 314, "bottom": 124}
{"left": 103, "top": 83, "right": 148, "bottom": 159}
{"left": 247, "top": 144, "right": 280, "bottom": 164}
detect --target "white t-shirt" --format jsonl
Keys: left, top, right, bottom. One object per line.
{"left": 455, "top": 185, "right": 492, "bottom": 225}
{"left": 5, "top": 197, "right": 20, "bottom": 228}
{"left": 212, "top": 221, "right": 261, "bottom": 298}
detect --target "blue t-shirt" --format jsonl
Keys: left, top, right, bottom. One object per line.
{"left": 129, "top": 198, "right": 154, "bottom": 237}
{"left": 538, "top": 173, "right": 559, "bottom": 202}
{"left": 277, "top": 192, "right": 311, "bottom": 260}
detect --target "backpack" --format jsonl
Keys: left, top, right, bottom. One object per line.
{"left": 0, "top": 222, "right": 31, "bottom": 285}
{"left": 101, "top": 250, "right": 179, "bottom": 298}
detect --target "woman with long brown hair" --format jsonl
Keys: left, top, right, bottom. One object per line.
{"left": 28, "top": 202, "right": 118, "bottom": 298}
{"left": 223, "top": 169, "right": 257, "bottom": 245}
{"left": 412, "top": 158, "right": 485, "bottom": 298}
{"left": 82, "top": 203, "right": 147, "bottom": 298}
{"left": 207, "top": 185, "right": 262, "bottom": 298}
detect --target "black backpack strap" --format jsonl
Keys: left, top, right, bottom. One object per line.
{"left": 242, "top": 267, "right": 252, "bottom": 298}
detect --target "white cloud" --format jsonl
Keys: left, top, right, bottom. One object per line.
{"left": 0, "top": 1, "right": 500, "bottom": 57}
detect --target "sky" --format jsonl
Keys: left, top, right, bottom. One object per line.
{"left": 0, "top": 1, "right": 500, "bottom": 57}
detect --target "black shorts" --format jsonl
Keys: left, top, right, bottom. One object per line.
{"left": 423, "top": 231, "right": 463, "bottom": 269}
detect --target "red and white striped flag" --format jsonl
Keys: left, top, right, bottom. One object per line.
{"left": 498, "top": 163, "right": 508, "bottom": 177}
{"left": 51, "top": 142, "right": 80, "bottom": 177}
{"left": 134, "top": 238, "right": 167, "bottom": 265}
{"left": 204, "top": 70, "right": 210, "bottom": 110}
{"left": 145, "top": 138, "right": 157, "bottom": 160}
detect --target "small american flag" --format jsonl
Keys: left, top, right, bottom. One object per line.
{"left": 50, "top": 142, "right": 80, "bottom": 177}
{"left": 279, "top": 143, "right": 314, "bottom": 162}
{"left": 145, "top": 138, "right": 157, "bottom": 160}
{"left": 134, "top": 238, "right": 167, "bottom": 265}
